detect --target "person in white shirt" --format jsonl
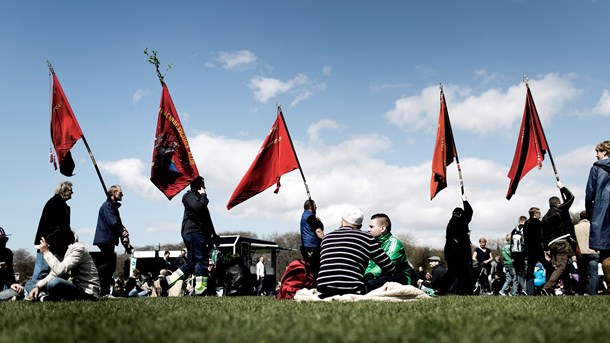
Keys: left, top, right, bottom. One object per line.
{"left": 256, "top": 256, "right": 265, "bottom": 296}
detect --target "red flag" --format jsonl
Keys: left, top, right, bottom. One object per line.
{"left": 50, "top": 72, "right": 84, "bottom": 176}
{"left": 430, "top": 90, "right": 457, "bottom": 200}
{"left": 150, "top": 82, "right": 199, "bottom": 200}
{"left": 227, "top": 110, "right": 299, "bottom": 210}
{"left": 506, "top": 87, "right": 549, "bottom": 200}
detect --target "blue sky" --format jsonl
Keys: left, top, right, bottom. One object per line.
{"left": 1, "top": 0, "right": 609, "bottom": 253}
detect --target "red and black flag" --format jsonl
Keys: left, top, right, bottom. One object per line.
{"left": 227, "top": 109, "right": 299, "bottom": 210}
{"left": 150, "top": 82, "right": 199, "bottom": 200}
{"left": 506, "top": 86, "right": 549, "bottom": 200}
{"left": 430, "top": 89, "right": 458, "bottom": 200}
{"left": 50, "top": 71, "right": 84, "bottom": 176}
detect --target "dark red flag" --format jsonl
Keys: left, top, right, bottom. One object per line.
{"left": 150, "top": 82, "right": 199, "bottom": 200}
{"left": 430, "top": 90, "right": 458, "bottom": 200}
{"left": 506, "top": 87, "right": 549, "bottom": 200}
{"left": 50, "top": 72, "right": 84, "bottom": 176}
{"left": 227, "top": 110, "right": 299, "bottom": 210}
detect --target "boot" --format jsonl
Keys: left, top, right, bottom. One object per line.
{"left": 194, "top": 276, "right": 208, "bottom": 296}
{"left": 155, "top": 269, "right": 185, "bottom": 293}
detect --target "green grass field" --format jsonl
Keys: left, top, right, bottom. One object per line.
{"left": 1, "top": 296, "right": 609, "bottom": 343}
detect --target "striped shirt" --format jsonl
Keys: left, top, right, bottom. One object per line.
{"left": 317, "top": 227, "right": 394, "bottom": 295}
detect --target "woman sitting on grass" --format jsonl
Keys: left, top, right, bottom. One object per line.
{"left": 29, "top": 226, "right": 100, "bottom": 301}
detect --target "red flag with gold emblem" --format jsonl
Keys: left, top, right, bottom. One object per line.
{"left": 150, "top": 82, "right": 199, "bottom": 200}
{"left": 50, "top": 72, "right": 84, "bottom": 176}
{"left": 227, "top": 109, "right": 299, "bottom": 209}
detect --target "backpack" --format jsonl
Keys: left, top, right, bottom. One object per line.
{"left": 511, "top": 227, "right": 525, "bottom": 253}
{"left": 276, "top": 259, "right": 315, "bottom": 300}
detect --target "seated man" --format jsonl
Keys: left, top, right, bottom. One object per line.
{"left": 418, "top": 256, "right": 449, "bottom": 295}
{"left": 316, "top": 207, "right": 395, "bottom": 298}
{"left": 364, "top": 213, "right": 415, "bottom": 292}
{"left": 29, "top": 226, "right": 100, "bottom": 301}
{"left": 0, "top": 227, "right": 24, "bottom": 301}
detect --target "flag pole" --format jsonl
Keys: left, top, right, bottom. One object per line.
{"left": 47, "top": 61, "right": 109, "bottom": 199}
{"left": 277, "top": 103, "right": 315, "bottom": 214}
{"left": 440, "top": 84, "right": 466, "bottom": 198}
{"left": 523, "top": 76, "right": 560, "bottom": 182}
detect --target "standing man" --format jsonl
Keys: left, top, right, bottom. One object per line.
{"left": 364, "top": 213, "right": 415, "bottom": 292}
{"left": 510, "top": 216, "right": 527, "bottom": 295}
{"left": 256, "top": 256, "right": 265, "bottom": 296}
{"left": 524, "top": 206, "right": 549, "bottom": 295}
{"left": 585, "top": 141, "right": 610, "bottom": 292}
{"left": 25, "top": 181, "right": 74, "bottom": 295}
{"left": 444, "top": 197, "right": 474, "bottom": 295}
{"left": 541, "top": 182, "right": 577, "bottom": 296}
{"left": 574, "top": 210, "right": 600, "bottom": 295}
{"left": 94, "top": 185, "right": 129, "bottom": 297}
{"left": 158, "top": 176, "right": 219, "bottom": 296}
{"left": 316, "top": 207, "right": 394, "bottom": 298}
{"left": 300, "top": 199, "right": 324, "bottom": 270}
{"left": 499, "top": 234, "right": 515, "bottom": 296}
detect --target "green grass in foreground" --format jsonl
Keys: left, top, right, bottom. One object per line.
{"left": 1, "top": 295, "right": 609, "bottom": 343}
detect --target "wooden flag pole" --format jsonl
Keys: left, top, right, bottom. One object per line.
{"left": 47, "top": 61, "right": 109, "bottom": 199}
{"left": 277, "top": 103, "right": 316, "bottom": 215}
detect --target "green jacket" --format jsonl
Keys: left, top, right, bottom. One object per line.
{"left": 365, "top": 233, "right": 415, "bottom": 285}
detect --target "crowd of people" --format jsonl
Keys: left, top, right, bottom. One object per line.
{"left": 284, "top": 140, "right": 610, "bottom": 298}
{"left": 3, "top": 140, "right": 610, "bottom": 301}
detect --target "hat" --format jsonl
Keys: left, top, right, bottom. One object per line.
{"left": 0, "top": 227, "right": 10, "bottom": 240}
{"left": 428, "top": 256, "right": 441, "bottom": 262}
{"left": 535, "top": 262, "right": 543, "bottom": 269}
{"left": 342, "top": 207, "right": 364, "bottom": 226}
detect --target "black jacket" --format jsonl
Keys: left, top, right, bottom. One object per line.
{"left": 34, "top": 194, "right": 71, "bottom": 245}
{"left": 542, "top": 187, "right": 576, "bottom": 249}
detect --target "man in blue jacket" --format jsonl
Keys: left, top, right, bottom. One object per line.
{"left": 94, "top": 185, "right": 130, "bottom": 297}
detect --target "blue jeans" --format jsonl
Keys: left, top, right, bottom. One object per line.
{"left": 45, "top": 277, "right": 96, "bottom": 301}
{"left": 24, "top": 251, "right": 50, "bottom": 294}
{"left": 180, "top": 231, "right": 210, "bottom": 278}
{"left": 256, "top": 276, "right": 265, "bottom": 295}
{"left": 500, "top": 266, "right": 516, "bottom": 294}
{"left": 581, "top": 254, "right": 600, "bottom": 295}
{"left": 0, "top": 288, "right": 21, "bottom": 301}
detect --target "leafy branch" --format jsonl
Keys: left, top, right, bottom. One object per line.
{"left": 144, "top": 48, "right": 173, "bottom": 83}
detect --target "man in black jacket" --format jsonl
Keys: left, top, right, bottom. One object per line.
{"left": 541, "top": 182, "right": 577, "bottom": 295}
{"left": 157, "top": 176, "right": 219, "bottom": 296}
{"left": 418, "top": 256, "right": 449, "bottom": 295}
{"left": 25, "top": 181, "right": 73, "bottom": 296}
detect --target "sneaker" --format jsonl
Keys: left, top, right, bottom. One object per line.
{"left": 540, "top": 288, "right": 552, "bottom": 296}
{"left": 499, "top": 291, "right": 507, "bottom": 296}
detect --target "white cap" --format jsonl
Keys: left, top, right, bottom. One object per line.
{"left": 342, "top": 207, "right": 364, "bottom": 226}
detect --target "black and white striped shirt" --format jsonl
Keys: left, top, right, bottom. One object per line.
{"left": 317, "top": 227, "right": 394, "bottom": 295}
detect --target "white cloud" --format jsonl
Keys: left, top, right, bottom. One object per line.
{"left": 593, "top": 89, "right": 610, "bottom": 115}
{"left": 322, "top": 66, "right": 332, "bottom": 76}
{"left": 307, "top": 119, "right": 341, "bottom": 145}
{"left": 216, "top": 50, "right": 257, "bottom": 69}
{"left": 249, "top": 74, "right": 308, "bottom": 103}
{"left": 385, "top": 73, "right": 581, "bottom": 135}
{"left": 132, "top": 89, "right": 150, "bottom": 104}
{"left": 98, "top": 158, "right": 164, "bottom": 200}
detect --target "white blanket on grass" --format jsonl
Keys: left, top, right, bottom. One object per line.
{"left": 294, "top": 282, "right": 432, "bottom": 302}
